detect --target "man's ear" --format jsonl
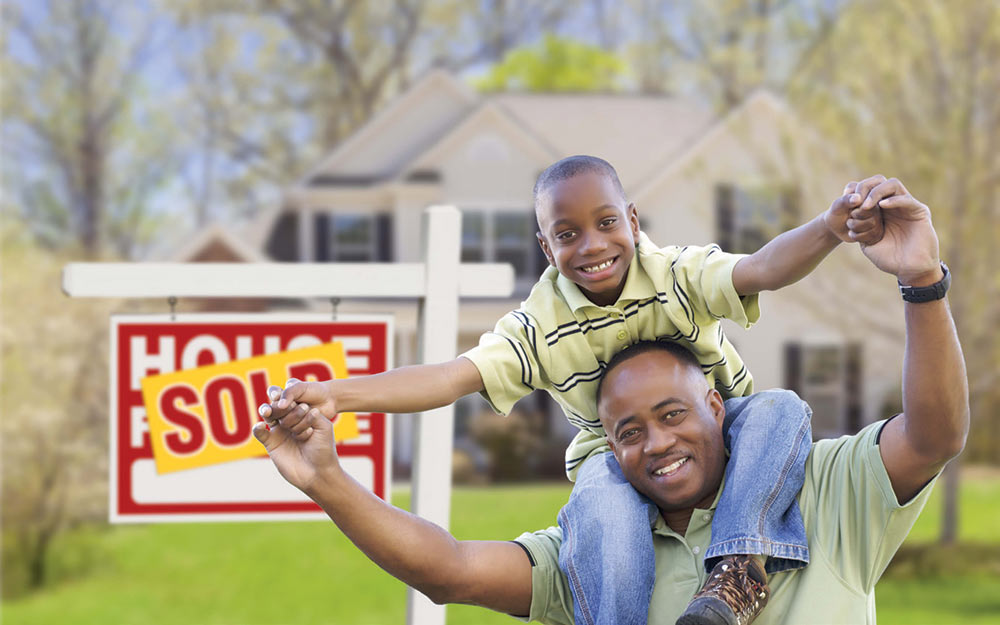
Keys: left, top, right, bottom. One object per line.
{"left": 537, "top": 232, "right": 555, "bottom": 266}
{"left": 627, "top": 203, "right": 640, "bottom": 243}
{"left": 707, "top": 388, "right": 725, "bottom": 427}
{"left": 605, "top": 431, "right": 618, "bottom": 456}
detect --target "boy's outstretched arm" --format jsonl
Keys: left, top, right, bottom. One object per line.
{"left": 252, "top": 410, "right": 532, "bottom": 614}
{"left": 732, "top": 175, "right": 889, "bottom": 296}
{"left": 258, "top": 357, "right": 485, "bottom": 424}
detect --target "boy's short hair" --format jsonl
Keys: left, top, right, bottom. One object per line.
{"left": 533, "top": 155, "right": 627, "bottom": 214}
{"left": 596, "top": 340, "right": 704, "bottom": 405}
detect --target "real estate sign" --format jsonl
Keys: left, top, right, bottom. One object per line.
{"left": 110, "top": 314, "right": 392, "bottom": 523}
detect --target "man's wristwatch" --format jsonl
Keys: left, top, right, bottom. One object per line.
{"left": 898, "top": 262, "right": 950, "bottom": 303}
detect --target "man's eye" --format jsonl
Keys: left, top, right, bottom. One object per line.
{"left": 620, "top": 428, "right": 639, "bottom": 442}
{"left": 664, "top": 409, "right": 684, "bottom": 420}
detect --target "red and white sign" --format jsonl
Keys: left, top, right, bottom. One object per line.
{"left": 110, "top": 313, "right": 392, "bottom": 523}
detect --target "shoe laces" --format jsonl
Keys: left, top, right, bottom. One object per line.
{"left": 695, "top": 555, "right": 769, "bottom": 624}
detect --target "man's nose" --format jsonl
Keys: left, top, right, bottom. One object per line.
{"left": 644, "top": 423, "right": 677, "bottom": 456}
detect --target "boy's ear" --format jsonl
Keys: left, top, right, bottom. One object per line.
{"left": 627, "top": 203, "right": 640, "bottom": 242}
{"left": 536, "top": 232, "right": 555, "bottom": 266}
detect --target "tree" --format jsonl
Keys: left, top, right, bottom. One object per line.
{"left": 2, "top": 0, "right": 177, "bottom": 259}
{"left": 622, "top": 0, "right": 849, "bottom": 104}
{"left": 789, "top": 0, "right": 1000, "bottom": 543}
{"left": 476, "top": 34, "right": 629, "bottom": 92}
{"left": 0, "top": 219, "right": 115, "bottom": 595}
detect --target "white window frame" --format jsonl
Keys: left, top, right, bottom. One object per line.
{"left": 460, "top": 205, "right": 542, "bottom": 292}
{"left": 329, "top": 212, "right": 378, "bottom": 262}
{"left": 798, "top": 342, "right": 847, "bottom": 438}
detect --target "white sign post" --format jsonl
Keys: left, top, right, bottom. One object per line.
{"left": 63, "top": 206, "right": 514, "bottom": 625}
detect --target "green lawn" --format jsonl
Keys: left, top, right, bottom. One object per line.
{"left": 3, "top": 471, "right": 999, "bottom": 625}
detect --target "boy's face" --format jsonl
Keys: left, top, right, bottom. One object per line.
{"left": 535, "top": 171, "right": 640, "bottom": 306}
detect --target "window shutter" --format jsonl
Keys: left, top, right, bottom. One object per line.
{"left": 845, "top": 343, "right": 863, "bottom": 433}
{"left": 781, "top": 186, "right": 802, "bottom": 232}
{"left": 784, "top": 342, "right": 802, "bottom": 395}
{"left": 716, "top": 184, "right": 735, "bottom": 252}
{"left": 314, "top": 213, "right": 330, "bottom": 261}
{"left": 265, "top": 212, "right": 300, "bottom": 261}
{"left": 376, "top": 213, "right": 394, "bottom": 261}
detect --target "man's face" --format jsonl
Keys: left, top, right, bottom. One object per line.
{"left": 535, "top": 171, "right": 640, "bottom": 306}
{"left": 599, "top": 350, "right": 727, "bottom": 515}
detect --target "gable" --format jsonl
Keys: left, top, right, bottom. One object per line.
{"left": 300, "top": 70, "right": 478, "bottom": 184}
{"left": 633, "top": 91, "right": 853, "bottom": 206}
{"left": 405, "top": 102, "right": 559, "bottom": 203}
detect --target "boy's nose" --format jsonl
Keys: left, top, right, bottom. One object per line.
{"left": 580, "top": 232, "right": 609, "bottom": 256}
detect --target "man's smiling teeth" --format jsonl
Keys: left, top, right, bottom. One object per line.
{"left": 654, "top": 457, "right": 688, "bottom": 476}
{"left": 581, "top": 259, "right": 614, "bottom": 273}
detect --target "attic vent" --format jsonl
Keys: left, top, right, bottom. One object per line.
{"left": 405, "top": 169, "right": 441, "bottom": 183}
{"left": 308, "top": 174, "right": 377, "bottom": 187}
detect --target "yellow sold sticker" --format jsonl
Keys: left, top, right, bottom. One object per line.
{"left": 141, "top": 342, "right": 358, "bottom": 474}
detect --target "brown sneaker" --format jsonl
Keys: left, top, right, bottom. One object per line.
{"left": 675, "top": 555, "right": 769, "bottom": 625}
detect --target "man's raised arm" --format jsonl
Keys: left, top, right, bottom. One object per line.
{"left": 848, "top": 178, "right": 969, "bottom": 502}
{"left": 252, "top": 406, "right": 532, "bottom": 616}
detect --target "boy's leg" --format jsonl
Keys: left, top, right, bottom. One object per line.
{"left": 557, "top": 451, "right": 659, "bottom": 625}
{"left": 678, "top": 390, "right": 811, "bottom": 625}
{"left": 704, "top": 389, "right": 812, "bottom": 573}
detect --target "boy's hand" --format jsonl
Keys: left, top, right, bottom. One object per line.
{"left": 824, "top": 176, "right": 886, "bottom": 245}
{"left": 257, "top": 378, "right": 339, "bottom": 431}
{"left": 253, "top": 406, "right": 338, "bottom": 496}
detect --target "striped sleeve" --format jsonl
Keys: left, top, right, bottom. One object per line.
{"left": 671, "top": 245, "right": 761, "bottom": 328}
{"left": 461, "top": 310, "right": 546, "bottom": 416}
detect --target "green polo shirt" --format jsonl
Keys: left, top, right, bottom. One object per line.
{"left": 513, "top": 420, "right": 938, "bottom": 625}
{"left": 462, "top": 232, "right": 760, "bottom": 480}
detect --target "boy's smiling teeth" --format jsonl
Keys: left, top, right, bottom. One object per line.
{"left": 654, "top": 457, "right": 688, "bottom": 476}
{"left": 581, "top": 258, "right": 615, "bottom": 273}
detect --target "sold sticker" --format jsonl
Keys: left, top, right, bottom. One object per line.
{"left": 141, "top": 342, "right": 358, "bottom": 474}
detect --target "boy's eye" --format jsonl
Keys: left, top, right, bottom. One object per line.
{"left": 556, "top": 231, "right": 576, "bottom": 241}
{"left": 600, "top": 217, "right": 617, "bottom": 227}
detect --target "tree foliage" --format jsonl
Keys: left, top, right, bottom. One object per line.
{"left": 476, "top": 34, "right": 628, "bottom": 92}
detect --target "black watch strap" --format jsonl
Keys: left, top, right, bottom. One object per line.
{"left": 898, "top": 262, "right": 950, "bottom": 303}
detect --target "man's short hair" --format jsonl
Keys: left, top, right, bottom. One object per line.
{"left": 533, "top": 155, "right": 627, "bottom": 213}
{"left": 596, "top": 340, "right": 704, "bottom": 405}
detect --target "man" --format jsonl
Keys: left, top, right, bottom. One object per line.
{"left": 254, "top": 177, "right": 968, "bottom": 624}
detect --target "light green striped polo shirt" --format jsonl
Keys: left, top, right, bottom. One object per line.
{"left": 462, "top": 232, "right": 760, "bottom": 480}
{"left": 513, "top": 419, "right": 938, "bottom": 625}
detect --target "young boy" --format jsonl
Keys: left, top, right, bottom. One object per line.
{"left": 259, "top": 156, "right": 883, "bottom": 625}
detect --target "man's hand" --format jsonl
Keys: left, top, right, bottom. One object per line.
{"left": 824, "top": 177, "right": 886, "bottom": 245}
{"left": 847, "top": 177, "right": 941, "bottom": 284}
{"left": 253, "top": 403, "right": 338, "bottom": 496}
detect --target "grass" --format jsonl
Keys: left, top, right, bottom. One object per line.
{"left": 1, "top": 484, "right": 572, "bottom": 625}
{"left": 3, "top": 469, "right": 999, "bottom": 624}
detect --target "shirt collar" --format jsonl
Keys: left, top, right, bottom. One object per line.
{"left": 651, "top": 476, "right": 724, "bottom": 537}
{"left": 554, "top": 231, "right": 657, "bottom": 312}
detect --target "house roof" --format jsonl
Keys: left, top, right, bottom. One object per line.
{"left": 297, "top": 69, "right": 478, "bottom": 185}
{"left": 169, "top": 222, "right": 269, "bottom": 263}
{"left": 490, "top": 93, "right": 715, "bottom": 190}
{"left": 299, "top": 71, "right": 718, "bottom": 192}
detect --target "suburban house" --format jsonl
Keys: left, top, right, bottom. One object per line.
{"left": 182, "top": 70, "right": 907, "bottom": 475}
